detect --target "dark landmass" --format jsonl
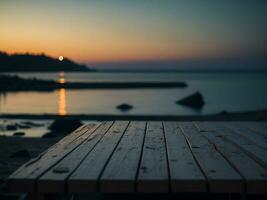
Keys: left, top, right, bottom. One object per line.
{"left": 0, "top": 74, "right": 57, "bottom": 91}
{"left": 0, "top": 51, "right": 92, "bottom": 72}
{"left": 0, "top": 75, "right": 187, "bottom": 91}
{"left": 1, "top": 109, "right": 267, "bottom": 121}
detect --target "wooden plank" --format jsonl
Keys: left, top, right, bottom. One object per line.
{"left": 163, "top": 122, "right": 206, "bottom": 193}
{"left": 179, "top": 122, "right": 244, "bottom": 193}
{"left": 137, "top": 122, "right": 169, "bottom": 193}
{"left": 245, "top": 122, "right": 267, "bottom": 137}
{"left": 225, "top": 122, "right": 267, "bottom": 150}
{"left": 200, "top": 122, "right": 267, "bottom": 169}
{"left": 68, "top": 121, "right": 129, "bottom": 193}
{"left": 100, "top": 121, "right": 146, "bottom": 193}
{"left": 195, "top": 122, "right": 267, "bottom": 194}
{"left": 7, "top": 123, "right": 100, "bottom": 192}
{"left": 37, "top": 121, "right": 114, "bottom": 193}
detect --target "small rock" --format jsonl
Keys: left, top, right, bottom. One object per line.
{"left": 176, "top": 91, "right": 205, "bottom": 109}
{"left": 42, "top": 132, "right": 57, "bottom": 138}
{"left": 49, "top": 118, "right": 83, "bottom": 134}
{"left": 116, "top": 103, "right": 133, "bottom": 112}
{"left": 10, "top": 149, "right": 31, "bottom": 158}
{"left": 6, "top": 125, "right": 17, "bottom": 131}
{"left": 13, "top": 132, "right": 25, "bottom": 136}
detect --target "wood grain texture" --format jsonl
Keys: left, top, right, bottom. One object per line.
{"left": 7, "top": 123, "right": 100, "bottom": 192}
{"left": 163, "top": 122, "right": 206, "bottom": 193}
{"left": 195, "top": 122, "right": 267, "bottom": 194}
{"left": 243, "top": 122, "right": 267, "bottom": 137}
{"left": 225, "top": 122, "right": 267, "bottom": 150}
{"left": 7, "top": 121, "right": 267, "bottom": 195}
{"left": 137, "top": 122, "right": 169, "bottom": 193}
{"left": 179, "top": 122, "right": 244, "bottom": 193}
{"left": 100, "top": 121, "right": 146, "bottom": 193}
{"left": 37, "top": 121, "right": 113, "bottom": 193}
{"left": 208, "top": 122, "right": 267, "bottom": 169}
{"left": 68, "top": 121, "right": 129, "bottom": 193}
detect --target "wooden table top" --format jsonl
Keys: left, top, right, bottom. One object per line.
{"left": 7, "top": 121, "right": 267, "bottom": 194}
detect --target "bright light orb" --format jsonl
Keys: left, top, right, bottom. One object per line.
{"left": 58, "top": 56, "right": 64, "bottom": 61}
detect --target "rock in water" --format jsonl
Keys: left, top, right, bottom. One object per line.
{"left": 42, "top": 132, "right": 58, "bottom": 138}
{"left": 176, "top": 91, "right": 205, "bottom": 109}
{"left": 10, "top": 149, "right": 31, "bottom": 158}
{"left": 13, "top": 132, "right": 25, "bottom": 136}
{"left": 6, "top": 125, "right": 17, "bottom": 131}
{"left": 49, "top": 118, "right": 83, "bottom": 134}
{"left": 116, "top": 103, "right": 133, "bottom": 112}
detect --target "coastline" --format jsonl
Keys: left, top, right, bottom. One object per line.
{"left": 0, "top": 74, "right": 187, "bottom": 91}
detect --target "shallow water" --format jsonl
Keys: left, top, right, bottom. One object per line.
{"left": 0, "top": 119, "right": 51, "bottom": 137}
{"left": 1, "top": 72, "right": 267, "bottom": 115}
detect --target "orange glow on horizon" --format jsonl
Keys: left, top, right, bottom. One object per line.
{"left": 1, "top": 1, "right": 265, "bottom": 65}
{"left": 0, "top": 46, "right": 239, "bottom": 64}
{"left": 0, "top": 18, "right": 237, "bottom": 64}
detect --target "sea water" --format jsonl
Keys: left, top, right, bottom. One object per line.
{"left": 1, "top": 72, "right": 267, "bottom": 116}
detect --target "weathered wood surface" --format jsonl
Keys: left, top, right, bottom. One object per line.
{"left": 100, "top": 121, "right": 146, "bottom": 193}
{"left": 137, "top": 122, "right": 169, "bottom": 193}
{"left": 179, "top": 122, "right": 244, "bottom": 193}
{"left": 245, "top": 122, "right": 267, "bottom": 137}
{"left": 163, "top": 122, "right": 206, "bottom": 193}
{"left": 68, "top": 121, "right": 129, "bottom": 193}
{"left": 202, "top": 122, "right": 267, "bottom": 168}
{"left": 8, "top": 121, "right": 267, "bottom": 194}
{"left": 37, "top": 121, "right": 114, "bottom": 193}
{"left": 195, "top": 122, "right": 267, "bottom": 193}
{"left": 225, "top": 122, "right": 267, "bottom": 150}
{"left": 7, "top": 123, "right": 100, "bottom": 192}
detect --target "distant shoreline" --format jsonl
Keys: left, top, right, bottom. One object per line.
{"left": 0, "top": 74, "right": 187, "bottom": 91}
{"left": 1, "top": 109, "right": 267, "bottom": 121}
{"left": 0, "top": 51, "right": 92, "bottom": 72}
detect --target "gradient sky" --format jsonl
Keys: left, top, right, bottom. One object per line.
{"left": 0, "top": 0, "right": 266, "bottom": 70}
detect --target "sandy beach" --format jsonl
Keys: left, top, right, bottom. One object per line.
{"left": 0, "top": 136, "right": 62, "bottom": 200}
{"left": 0, "top": 136, "right": 61, "bottom": 182}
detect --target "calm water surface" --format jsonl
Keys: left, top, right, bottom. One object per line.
{"left": 1, "top": 72, "right": 267, "bottom": 115}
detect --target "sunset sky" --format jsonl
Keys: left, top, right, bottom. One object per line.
{"left": 0, "top": 0, "right": 266, "bottom": 70}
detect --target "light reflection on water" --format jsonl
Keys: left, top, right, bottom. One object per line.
{"left": 58, "top": 72, "right": 66, "bottom": 84}
{"left": 58, "top": 88, "right": 67, "bottom": 116}
{"left": 57, "top": 72, "right": 67, "bottom": 116}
